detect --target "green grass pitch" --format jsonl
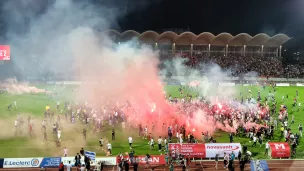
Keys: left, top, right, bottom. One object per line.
{"left": 0, "top": 84, "right": 304, "bottom": 159}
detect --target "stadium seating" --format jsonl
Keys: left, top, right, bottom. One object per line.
{"left": 159, "top": 53, "right": 304, "bottom": 78}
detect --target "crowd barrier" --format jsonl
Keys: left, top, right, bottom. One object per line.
{"left": 0, "top": 141, "right": 291, "bottom": 168}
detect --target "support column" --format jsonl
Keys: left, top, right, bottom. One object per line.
{"left": 208, "top": 44, "right": 211, "bottom": 56}
{"left": 191, "top": 44, "right": 193, "bottom": 56}
{"left": 226, "top": 44, "right": 228, "bottom": 56}
{"left": 261, "top": 45, "right": 264, "bottom": 56}
{"left": 244, "top": 45, "right": 246, "bottom": 56}
{"left": 276, "top": 48, "right": 279, "bottom": 58}
{"left": 172, "top": 43, "right": 175, "bottom": 55}
{"left": 279, "top": 45, "right": 282, "bottom": 58}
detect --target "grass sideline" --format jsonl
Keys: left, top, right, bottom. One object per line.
{"left": 0, "top": 84, "right": 303, "bottom": 159}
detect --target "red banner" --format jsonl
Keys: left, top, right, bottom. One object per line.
{"left": 0, "top": 45, "right": 10, "bottom": 60}
{"left": 169, "top": 143, "right": 206, "bottom": 158}
{"left": 268, "top": 142, "right": 290, "bottom": 158}
{"left": 116, "top": 155, "right": 165, "bottom": 165}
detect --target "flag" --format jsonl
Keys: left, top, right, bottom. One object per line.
{"left": 85, "top": 151, "right": 96, "bottom": 162}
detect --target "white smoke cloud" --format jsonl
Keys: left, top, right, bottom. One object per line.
{"left": 2, "top": 0, "right": 121, "bottom": 80}
{"left": 160, "top": 57, "right": 236, "bottom": 102}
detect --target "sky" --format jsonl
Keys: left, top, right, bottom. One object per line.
{"left": 0, "top": 0, "right": 303, "bottom": 54}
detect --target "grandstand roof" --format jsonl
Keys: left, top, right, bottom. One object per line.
{"left": 101, "top": 30, "right": 291, "bottom": 47}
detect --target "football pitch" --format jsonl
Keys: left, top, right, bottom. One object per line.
{"left": 0, "top": 84, "right": 304, "bottom": 159}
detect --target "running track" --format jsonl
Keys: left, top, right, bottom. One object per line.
{"left": 1, "top": 160, "right": 304, "bottom": 171}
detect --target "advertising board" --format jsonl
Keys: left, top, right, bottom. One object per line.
{"left": 117, "top": 155, "right": 165, "bottom": 165}
{"left": 268, "top": 142, "right": 290, "bottom": 158}
{"left": 205, "top": 143, "right": 242, "bottom": 158}
{"left": 3, "top": 158, "right": 43, "bottom": 168}
{"left": 61, "top": 157, "right": 116, "bottom": 166}
{"left": 169, "top": 143, "right": 206, "bottom": 158}
{"left": 39, "top": 157, "right": 61, "bottom": 167}
{"left": 0, "top": 45, "right": 10, "bottom": 60}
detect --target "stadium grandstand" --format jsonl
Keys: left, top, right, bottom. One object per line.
{"left": 101, "top": 30, "right": 300, "bottom": 78}
{"left": 101, "top": 30, "right": 291, "bottom": 58}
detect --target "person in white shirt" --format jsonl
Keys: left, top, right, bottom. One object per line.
{"left": 223, "top": 152, "right": 229, "bottom": 168}
{"left": 284, "top": 120, "right": 288, "bottom": 129}
{"left": 107, "top": 142, "right": 112, "bottom": 155}
{"left": 157, "top": 136, "right": 163, "bottom": 151}
{"left": 57, "top": 129, "right": 61, "bottom": 141}
{"left": 57, "top": 101, "right": 60, "bottom": 110}
{"left": 144, "top": 126, "right": 148, "bottom": 139}
{"left": 41, "top": 120, "right": 46, "bottom": 130}
{"left": 164, "top": 138, "right": 167, "bottom": 145}
{"left": 63, "top": 147, "right": 68, "bottom": 157}
{"left": 150, "top": 138, "right": 154, "bottom": 150}
{"left": 252, "top": 136, "right": 257, "bottom": 147}
{"left": 66, "top": 161, "right": 72, "bottom": 171}
{"left": 128, "top": 136, "right": 133, "bottom": 149}
{"left": 179, "top": 136, "right": 183, "bottom": 144}
{"left": 14, "top": 120, "right": 18, "bottom": 131}
{"left": 264, "top": 141, "right": 269, "bottom": 156}
{"left": 284, "top": 129, "right": 288, "bottom": 138}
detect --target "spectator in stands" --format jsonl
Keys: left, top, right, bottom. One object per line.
{"left": 159, "top": 52, "right": 304, "bottom": 78}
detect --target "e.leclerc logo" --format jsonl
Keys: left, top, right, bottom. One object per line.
{"left": 31, "top": 158, "right": 40, "bottom": 166}
{"left": 4, "top": 158, "right": 40, "bottom": 167}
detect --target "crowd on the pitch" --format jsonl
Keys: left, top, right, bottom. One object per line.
{"left": 11, "top": 84, "right": 303, "bottom": 171}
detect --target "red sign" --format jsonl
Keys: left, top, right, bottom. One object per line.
{"left": 169, "top": 143, "right": 206, "bottom": 158}
{"left": 268, "top": 142, "right": 290, "bottom": 158}
{"left": 0, "top": 45, "right": 10, "bottom": 60}
{"left": 116, "top": 155, "right": 165, "bottom": 165}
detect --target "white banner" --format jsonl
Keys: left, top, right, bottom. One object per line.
{"left": 61, "top": 157, "right": 85, "bottom": 166}
{"left": 276, "top": 83, "right": 290, "bottom": 87}
{"left": 3, "top": 158, "right": 43, "bottom": 168}
{"left": 296, "top": 83, "right": 304, "bottom": 87}
{"left": 61, "top": 157, "right": 116, "bottom": 166}
{"left": 205, "top": 143, "right": 241, "bottom": 158}
{"left": 95, "top": 157, "right": 116, "bottom": 165}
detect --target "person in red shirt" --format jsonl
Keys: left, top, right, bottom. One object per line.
{"left": 59, "top": 162, "right": 64, "bottom": 171}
